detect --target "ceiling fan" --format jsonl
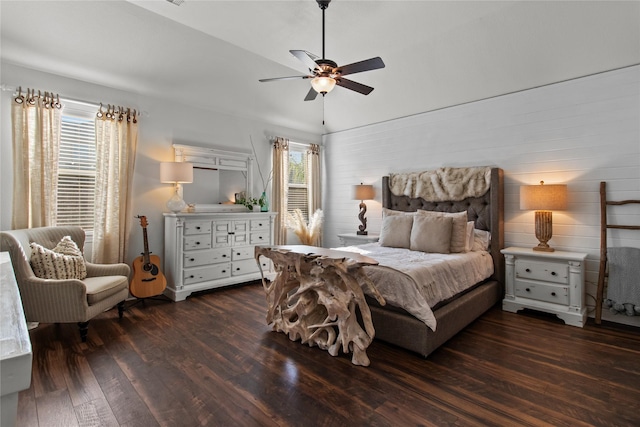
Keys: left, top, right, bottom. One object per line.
{"left": 259, "top": 0, "right": 385, "bottom": 101}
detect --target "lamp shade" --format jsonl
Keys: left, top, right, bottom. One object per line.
{"left": 160, "top": 162, "right": 193, "bottom": 183}
{"left": 311, "top": 76, "right": 337, "bottom": 94}
{"left": 354, "top": 184, "right": 375, "bottom": 201}
{"left": 520, "top": 181, "right": 567, "bottom": 211}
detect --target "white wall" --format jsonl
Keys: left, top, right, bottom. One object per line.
{"left": 323, "top": 65, "right": 640, "bottom": 324}
{"left": 0, "top": 62, "right": 320, "bottom": 263}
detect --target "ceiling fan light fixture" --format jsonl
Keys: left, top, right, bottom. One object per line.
{"left": 311, "top": 76, "right": 336, "bottom": 94}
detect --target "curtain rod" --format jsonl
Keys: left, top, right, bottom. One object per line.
{"left": 268, "top": 136, "right": 322, "bottom": 147}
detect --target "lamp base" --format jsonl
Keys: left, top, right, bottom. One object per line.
{"left": 166, "top": 189, "right": 186, "bottom": 213}
{"left": 533, "top": 243, "right": 555, "bottom": 252}
{"left": 357, "top": 230, "right": 368, "bottom": 236}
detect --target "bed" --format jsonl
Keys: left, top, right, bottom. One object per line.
{"left": 341, "top": 167, "right": 504, "bottom": 357}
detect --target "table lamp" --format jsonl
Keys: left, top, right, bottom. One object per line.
{"left": 353, "top": 183, "right": 375, "bottom": 235}
{"left": 520, "top": 181, "right": 567, "bottom": 252}
{"left": 160, "top": 162, "right": 193, "bottom": 213}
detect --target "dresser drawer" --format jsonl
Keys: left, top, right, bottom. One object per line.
{"left": 183, "top": 248, "right": 230, "bottom": 268}
{"left": 214, "top": 221, "right": 231, "bottom": 233}
{"left": 184, "top": 235, "right": 212, "bottom": 251}
{"left": 250, "top": 219, "right": 269, "bottom": 231}
{"left": 184, "top": 221, "right": 211, "bottom": 235}
{"left": 515, "top": 280, "right": 569, "bottom": 305}
{"left": 233, "top": 221, "right": 249, "bottom": 233}
{"left": 232, "top": 246, "right": 253, "bottom": 261}
{"left": 250, "top": 232, "right": 269, "bottom": 245}
{"left": 231, "top": 258, "right": 259, "bottom": 276}
{"left": 184, "top": 263, "right": 231, "bottom": 285}
{"left": 233, "top": 233, "right": 249, "bottom": 245}
{"left": 515, "top": 259, "right": 568, "bottom": 285}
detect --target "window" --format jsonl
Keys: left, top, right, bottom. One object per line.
{"left": 56, "top": 100, "right": 97, "bottom": 230}
{"left": 288, "top": 143, "right": 309, "bottom": 219}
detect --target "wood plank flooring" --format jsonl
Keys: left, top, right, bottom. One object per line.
{"left": 17, "top": 282, "right": 640, "bottom": 427}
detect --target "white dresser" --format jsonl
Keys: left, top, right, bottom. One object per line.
{"left": 502, "top": 247, "right": 588, "bottom": 327}
{"left": 164, "top": 212, "right": 277, "bottom": 301}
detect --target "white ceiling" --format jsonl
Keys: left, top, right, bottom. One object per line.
{"left": 1, "top": 1, "right": 639, "bottom": 135}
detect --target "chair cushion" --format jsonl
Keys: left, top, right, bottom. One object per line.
{"left": 83, "top": 276, "right": 128, "bottom": 305}
{"left": 30, "top": 236, "right": 87, "bottom": 280}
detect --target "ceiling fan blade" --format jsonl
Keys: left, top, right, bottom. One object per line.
{"left": 304, "top": 87, "right": 318, "bottom": 101}
{"left": 335, "top": 78, "right": 374, "bottom": 95}
{"left": 336, "top": 57, "right": 385, "bottom": 76}
{"left": 290, "top": 50, "right": 320, "bottom": 73}
{"left": 259, "top": 75, "right": 311, "bottom": 83}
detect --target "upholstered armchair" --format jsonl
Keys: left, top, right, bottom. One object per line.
{"left": 0, "top": 226, "right": 129, "bottom": 342}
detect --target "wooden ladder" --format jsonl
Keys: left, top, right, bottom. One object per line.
{"left": 595, "top": 181, "right": 640, "bottom": 324}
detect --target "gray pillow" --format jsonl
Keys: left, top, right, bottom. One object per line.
{"left": 379, "top": 215, "right": 414, "bottom": 248}
{"left": 417, "top": 210, "right": 468, "bottom": 253}
{"left": 410, "top": 215, "right": 453, "bottom": 253}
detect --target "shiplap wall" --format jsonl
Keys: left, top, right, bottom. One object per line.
{"left": 323, "top": 65, "right": 639, "bottom": 324}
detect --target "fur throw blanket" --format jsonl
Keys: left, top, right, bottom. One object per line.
{"left": 389, "top": 167, "right": 491, "bottom": 201}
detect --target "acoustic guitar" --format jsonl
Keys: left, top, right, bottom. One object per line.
{"left": 130, "top": 215, "right": 167, "bottom": 298}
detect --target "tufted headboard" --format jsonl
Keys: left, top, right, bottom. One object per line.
{"left": 381, "top": 167, "right": 504, "bottom": 285}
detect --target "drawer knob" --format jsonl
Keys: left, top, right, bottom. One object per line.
{"left": 237, "top": 252, "right": 241, "bottom": 256}
{"left": 525, "top": 268, "right": 531, "bottom": 273}
{"left": 222, "top": 254, "right": 227, "bottom": 258}
{"left": 258, "top": 236, "right": 263, "bottom": 240}
{"left": 195, "top": 241, "right": 200, "bottom": 245}
{"left": 189, "top": 258, "right": 195, "bottom": 262}
{"left": 236, "top": 267, "right": 241, "bottom": 271}
{"left": 196, "top": 226, "right": 201, "bottom": 230}
{"left": 259, "top": 223, "right": 263, "bottom": 226}
{"left": 222, "top": 270, "right": 226, "bottom": 273}
{"left": 525, "top": 288, "right": 531, "bottom": 292}
{"left": 551, "top": 292, "right": 557, "bottom": 297}
{"left": 189, "top": 275, "right": 194, "bottom": 279}
{"left": 551, "top": 271, "right": 557, "bottom": 276}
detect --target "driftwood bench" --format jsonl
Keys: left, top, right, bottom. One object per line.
{"left": 255, "top": 245, "right": 385, "bottom": 366}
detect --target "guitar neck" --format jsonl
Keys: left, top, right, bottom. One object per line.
{"left": 142, "top": 226, "right": 151, "bottom": 265}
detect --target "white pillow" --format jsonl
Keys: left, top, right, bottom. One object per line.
{"left": 379, "top": 215, "right": 414, "bottom": 248}
{"left": 382, "top": 208, "right": 415, "bottom": 217}
{"left": 410, "top": 215, "right": 453, "bottom": 253}
{"left": 417, "top": 210, "right": 468, "bottom": 253}
{"left": 465, "top": 221, "right": 475, "bottom": 252}
{"left": 472, "top": 229, "right": 491, "bottom": 252}
{"left": 30, "top": 236, "right": 87, "bottom": 280}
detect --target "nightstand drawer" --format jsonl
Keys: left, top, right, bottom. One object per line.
{"left": 515, "top": 259, "right": 568, "bottom": 285}
{"left": 515, "top": 280, "right": 569, "bottom": 305}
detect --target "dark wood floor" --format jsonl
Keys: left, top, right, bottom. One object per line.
{"left": 17, "top": 282, "right": 640, "bottom": 427}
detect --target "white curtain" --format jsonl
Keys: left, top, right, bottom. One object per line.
{"left": 272, "top": 137, "right": 289, "bottom": 245}
{"left": 92, "top": 105, "right": 138, "bottom": 263}
{"left": 11, "top": 89, "right": 62, "bottom": 229}
{"left": 307, "top": 143, "right": 322, "bottom": 246}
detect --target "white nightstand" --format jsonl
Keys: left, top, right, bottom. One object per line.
{"left": 501, "top": 247, "right": 588, "bottom": 327}
{"left": 337, "top": 233, "right": 380, "bottom": 247}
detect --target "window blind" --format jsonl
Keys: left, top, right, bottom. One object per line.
{"left": 288, "top": 145, "right": 309, "bottom": 220}
{"left": 56, "top": 101, "right": 96, "bottom": 230}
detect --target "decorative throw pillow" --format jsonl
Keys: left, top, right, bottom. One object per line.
{"left": 472, "top": 229, "right": 491, "bottom": 252}
{"left": 465, "top": 221, "right": 475, "bottom": 253}
{"left": 410, "top": 215, "right": 453, "bottom": 253}
{"left": 382, "top": 208, "right": 415, "bottom": 217}
{"left": 30, "top": 236, "right": 87, "bottom": 280}
{"left": 379, "top": 214, "right": 414, "bottom": 249}
{"left": 417, "top": 210, "right": 468, "bottom": 253}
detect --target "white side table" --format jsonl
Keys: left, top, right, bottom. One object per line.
{"left": 502, "top": 247, "right": 588, "bottom": 327}
{"left": 337, "top": 233, "right": 380, "bottom": 247}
